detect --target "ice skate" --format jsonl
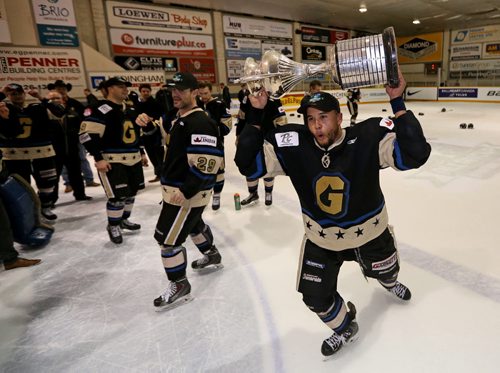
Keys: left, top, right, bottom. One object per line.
{"left": 380, "top": 280, "right": 412, "bottom": 301}
{"left": 212, "top": 194, "right": 221, "bottom": 210}
{"left": 240, "top": 192, "right": 259, "bottom": 206}
{"left": 41, "top": 207, "right": 57, "bottom": 221}
{"left": 154, "top": 278, "right": 192, "bottom": 311}
{"left": 265, "top": 192, "right": 273, "bottom": 206}
{"left": 120, "top": 219, "right": 141, "bottom": 231}
{"left": 191, "top": 246, "right": 223, "bottom": 272}
{"left": 107, "top": 224, "right": 123, "bottom": 244}
{"left": 321, "top": 301, "right": 359, "bottom": 358}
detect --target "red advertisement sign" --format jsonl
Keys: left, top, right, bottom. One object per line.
{"left": 179, "top": 58, "right": 216, "bottom": 83}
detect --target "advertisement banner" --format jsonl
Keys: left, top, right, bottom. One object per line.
{"left": 438, "top": 88, "right": 478, "bottom": 98}
{"left": 114, "top": 56, "right": 177, "bottom": 72}
{"left": 88, "top": 71, "right": 166, "bottom": 94}
{"left": 223, "top": 15, "right": 292, "bottom": 40}
{"left": 300, "top": 25, "right": 349, "bottom": 44}
{"left": 262, "top": 42, "right": 293, "bottom": 58}
{"left": 450, "top": 59, "right": 500, "bottom": 71}
{"left": 0, "top": 46, "right": 86, "bottom": 95}
{"left": 0, "top": 0, "right": 11, "bottom": 43}
{"left": 483, "top": 43, "right": 500, "bottom": 59}
{"left": 179, "top": 57, "right": 216, "bottom": 83}
{"left": 452, "top": 25, "right": 500, "bottom": 44}
{"left": 32, "top": 0, "right": 79, "bottom": 47}
{"left": 397, "top": 32, "right": 443, "bottom": 63}
{"left": 404, "top": 87, "right": 438, "bottom": 101}
{"left": 450, "top": 44, "right": 482, "bottom": 61}
{"left": 302, "top": 45, "right": 326, "bottom": 61}
{"left": 225, "top": 37, "right": 261, "bottom": 59}
{"left": 226, "top": 59, "right": 245, "bottom": 83}
{"left": 478, "top": 87, "right": 500, "bottom": 101}
{"left": 106, "top": 1, "right": 212, "bottom": 34}
{"left": 449, "top": 70, "right": 500, "bottom": 79}
{"left": 110, "top": 28, "right": 214, "bottom": 57}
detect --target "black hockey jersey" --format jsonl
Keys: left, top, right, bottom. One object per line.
{"left": 200, "top": 98, "right": 232, "bottom": 139}
{"left": 79, "top": 100, "right": 142, "bottom": 165}
{"left": 157, "top": 107, "right": 223, "bottom": 201}
{"left": 235, "top": 111, "right": 431, "bottom": 251}
{"left": 0, "top": 102, "right": 57, "bottom": 160}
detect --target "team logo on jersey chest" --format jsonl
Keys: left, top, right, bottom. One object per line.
{"left": 314, "top": 174, "right": 349, "bottom": 217}
{"left": 275, "top": 131, "right": 298, "bottom": 147}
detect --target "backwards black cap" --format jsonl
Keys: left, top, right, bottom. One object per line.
{"left": 297, "top": 91, "right": 340, "bottom": 114}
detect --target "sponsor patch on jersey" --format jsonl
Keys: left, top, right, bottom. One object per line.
{"left": 275, "top": 131, "right": 299, "bottom": 147}
{"left": 302, "top": 273, "right": 322, "bottom": 283}
{"left": 84, "top": 108, "right": 92, "bottom": 117}
{"left": 79, "top": 133, "right": 91, "bottom": 143}
{"left": 278, "top": 106, "right": 285, "bottom": 113}
{"left": 379, "top": 117, "right": 394, "bottom": 130}
{"left": 98, "top": 104, "right": 113, "bottom": 114}
{"left": 191, "top": 134, "right": 217, "bottom": 147}
{"left": 305, "top": 260, "right": 325, "bottom": 269}
{"left": 372, "top": 252, "right": 398, "bottom": 271}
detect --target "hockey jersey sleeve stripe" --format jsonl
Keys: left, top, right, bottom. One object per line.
{"left": 79, "top": 120, "right": 105, "bottom": 137}
{"left": 393, "top": 140, "right": 411, "bottom": 170}
{"left": 248, "top": 150, "right": 266, "bottom": 179}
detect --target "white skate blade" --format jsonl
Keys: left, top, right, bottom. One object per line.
{"left": 154, "top": 294, "right": 193, "bottom": 312}
{"left": 192, "top": 263, "right": 224, "bottom": 274}
{"left": 241, "top": 200, "right": 259, "bottom": 207}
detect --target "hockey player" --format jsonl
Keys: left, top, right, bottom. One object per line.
{"left": 235, "top": 70, "right": 431, "bottom": 357}
{"left": 79, "top": 77, "right": 147, "bottom": 244}
{"left": 237, "top": 95, "right": 287, "bottom": 207}
{"left": 136, "top": 72, "right": 224, "bottom": 310}
{"left": 198, "top": 82, "right": 232, "bottom": 210}
{"left": 346, "top": 88, "right": 361, "bottom": 125}
{"left": 136, "top": 83, "right": 163, "bottom": 183}
{"left": 0, "top": 84, "right": 60, "bottom": 220}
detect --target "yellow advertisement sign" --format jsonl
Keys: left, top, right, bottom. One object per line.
{"left": 396, "top": 32, "right": 443, "bottom": 64}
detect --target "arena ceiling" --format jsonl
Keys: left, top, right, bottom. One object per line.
{"left": 156, "top": 0, "right": 500, "bottom": 36}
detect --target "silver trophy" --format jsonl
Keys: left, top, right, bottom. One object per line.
{"left": 236, "top": 27, "right": 399, "bottom": 99}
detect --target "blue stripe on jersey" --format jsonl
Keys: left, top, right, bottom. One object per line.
{"left": 302, "top": 200, "right": 385, "bottom": 229}
{"left": 85, "top": 116, "right": 106, "bottom": 124}
{"left": 102, "top": 148, "right": 140, "bottom": 153}
{"left": 248, "top": 150, "right": 265, "bottom": 179}
{"left": 393, "top": 140, "right": 410, "bottom": 170}
{"left": 186, "top": 146, "right": 223, "bottom": 156}
{"left": 160, "top": 178, "right": 183, "bottom": 187}
{"left": 190, "top": 166, "right": 215, "bottom": 181}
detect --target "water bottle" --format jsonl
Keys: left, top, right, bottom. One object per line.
{"left": 234, "top": 193, "right": 241, "bottom": 210}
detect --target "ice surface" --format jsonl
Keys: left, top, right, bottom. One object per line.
{"left": 1, "top": 101, "right": 500, "bottom": 372}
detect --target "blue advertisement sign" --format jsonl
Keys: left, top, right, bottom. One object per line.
{"left": 438, "top": 88, "right": 478, "bottom": 98}
{"left": 37, "top": 24, "right": 79, "bottom": 47}
{"left": 225, "top": 37, "right": 261, "bottom": 59}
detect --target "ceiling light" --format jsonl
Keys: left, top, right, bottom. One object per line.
{"left": 413, "top": 19, "right": 421, "bottom": 24}
{"left": 359, "top": 5, "right": 367, "bottom": 13}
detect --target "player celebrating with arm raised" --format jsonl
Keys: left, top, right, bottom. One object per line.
{"left": 235, "top": 70, "right": 431, "bottom": 357}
